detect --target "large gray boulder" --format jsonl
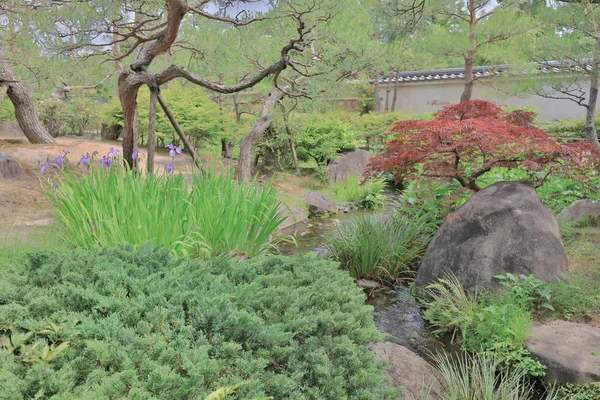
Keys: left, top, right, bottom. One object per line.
{"left": 527, "top": 321, "right": 600, "bottom": 383}
{"left": 303, "top": 192, "right": 337, "bottom": 217}
{"left": 370, "top": 342, "right": 443, "bottom": 400}
{"left": 327, "top": 149, "right": 372, "bottom": 182}
{"left": 416, "top": 181, "right": 569, "bottom": 291}
{"left": 0, "top": 151, "right": 23, "bottom": 179}
{"left": 557, "top": 199, "right": 600, "bottom": 223}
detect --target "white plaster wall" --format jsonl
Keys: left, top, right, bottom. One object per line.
{"left": 378, "top": 79, "right": 590, "bottom": 122}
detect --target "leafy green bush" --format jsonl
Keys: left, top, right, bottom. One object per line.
{"left": 0, "top": 247, "right": 396, "bottom": 399}
{"left": 44, "top": 156, "right": 284, "bottom": 258}
{"left": 395, "top": 179, "right": 467, "bottom": 225}
{"left": 38, "top": 99, "right": 69, "bottom": 137}
{"left": 494, "top": 273, "right": 554, "bottom": 312}
{"left": 103, "top": 85, "right": 244, "bottom": 149}
{"left": 555, "top": 382, "right": 600, "bottom": 400}
{"left": 421, "top": 276, "right": 545, "bottom": 377}
{"left": 326, "top": 213, "right": 435, "bottom": 280}
{"left": 326, "top": 175, "right": 387, "bottom": 209}
{"left": 38, "top": 95, "right": 103, "bottom": 136}
{"left": 292, "top": 113, "right": 363, "bottom": 166}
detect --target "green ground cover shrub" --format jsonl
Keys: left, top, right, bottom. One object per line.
{"left": 0, "top": 247, "right": 396, "bottom": 400}
{"left": 326, "top": 213, "right": 435, "bottom": 280}
{"left": 326, "top": 175, "right": 387, "bottom": 209}
{"left": 43, "top": 155, "right": 284, "bottom": 258}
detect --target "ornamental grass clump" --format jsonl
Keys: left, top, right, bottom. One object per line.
{"left": 431, "top": 352, "right": 538, "bottom": 400}
{"left": 0, "top": 247, "right": 397, "bottom": 399}
{"left": 326, "top": 213, "right": 435, "bottom": 280}
{"left": 43, "top": 151, "right": 284, "bottom": 258}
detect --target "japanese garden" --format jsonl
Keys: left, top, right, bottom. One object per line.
{"left": 1, "top": 0, "right": 600, "bottom": 399}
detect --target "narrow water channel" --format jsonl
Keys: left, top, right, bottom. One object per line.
{"left": 276, "top": 192, "right": 448, "bottom": 358}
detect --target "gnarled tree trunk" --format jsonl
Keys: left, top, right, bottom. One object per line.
{"left": 0, "top": 44, "right": 54, "bottom": 144}
{"left": 236, "top": 86, "right": 288, "bottom": 182}
{"left": 585, "top": 35, "right": 600, "bottom": 150}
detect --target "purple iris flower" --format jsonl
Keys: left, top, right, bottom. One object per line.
{"left": 109, "top": 147, "right": 119, "bottom": 158}
{"left": 166, "top": 144, "right": 182, "bottom": 157}
{"left": 132, "top": 148, "right": 139, "bottom": 160}
{"left": 165, "top": 163, "right": 173, "bottom": 173}
{"left": 100, "top": 155, "right": 112, "bottom": 168}
{"left": 314, "top": 247, "right": 329, "bottom": 254}
{"left": 54, "top": 151, "right": 69, "bottom": 168}
{"left": 79, "top": 152, "right": 91, "bottom": 166}
{"left": 40, "top": 158, "right": 55, "bottom": 174}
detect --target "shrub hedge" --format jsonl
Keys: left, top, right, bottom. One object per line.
{"left": 0, "top": 246, "right": 396, "bottom": 400}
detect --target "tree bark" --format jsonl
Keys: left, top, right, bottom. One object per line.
{"left": 236, "top": 86, "right": 288, "bottom": 182}
{"left": 461, "top": 52, "right": 475, "bottom": 103}
{"left": 221, "top": 139, "right": 235, "bottom": 158}
{"left": 460, "top": 0, "right": 477, "bottom": 103}
{"left": 280, "top": 104, "right": 300, "bottom": 176}
{"left": 586, "top": 35, "right": 600, "bottom": 149}
{"left": 374, "top": 70, "right": 381, "bottom": 113}
{"left": 384, "top": 68, "right": 393, "bottom": 112}
{"left": 147, "top": 87, "right": 158, "bottom": 175}
{"left": 0, "top": 44, "right": 54, "bottom": 144}
{"left": 391, "top": 67, "right": 399, "bottom": 112}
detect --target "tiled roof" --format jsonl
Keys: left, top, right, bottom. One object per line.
{"left": 375, "top": 60, "right": 593, "bottom": 83}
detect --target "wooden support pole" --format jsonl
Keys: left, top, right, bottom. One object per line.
{"left": 147, "top": 87, "right": 158, "bottom": 175}
{"left": 157, "top": 93, "right": 205, "bottom": 171}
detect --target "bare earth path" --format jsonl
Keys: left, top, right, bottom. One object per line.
{"left": 0, "top": 135, "right": 198, "bottom": 242}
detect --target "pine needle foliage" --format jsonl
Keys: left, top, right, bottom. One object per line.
{"left": 44, "top": 163, "right": 284, "bottom": 258}
{"left": 0, "top": 247, "right": 397, "bottom": 399}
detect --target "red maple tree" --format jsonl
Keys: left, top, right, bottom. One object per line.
{"left": 367, "top": 100, "right": 600, "bottom": 191}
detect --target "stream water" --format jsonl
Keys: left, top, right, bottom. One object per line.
{"left": 276, "top": 194, "right": 450, "bottom": 358}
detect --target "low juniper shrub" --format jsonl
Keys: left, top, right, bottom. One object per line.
{"left": 0, "top": 246, "right": 397, "bottom": 399}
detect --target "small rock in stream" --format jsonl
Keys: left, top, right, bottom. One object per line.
{"left": 357, "top": 279, "right": 381, "bottom": 290}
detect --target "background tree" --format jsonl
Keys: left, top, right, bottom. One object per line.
{"left": 381, "top": 0, "right": 538, "bottom": 102}
{"left": 46, "top": 0, "right": 328, "bottom": 167}
{"left": 525, "top": 0, "right": 600, "bottom": 149}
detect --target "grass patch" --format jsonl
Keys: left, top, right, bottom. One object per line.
{"left": 0, "top": 225, "right": 67, "bottom": 273}
{"left": 43, "top": 162, "right": 285, "bottom": 258}
{"left": 326, "top": 213, "right": 435, "bottom": 280}
{"left": 553, "top": 225, "right": 600, "bottom": 323}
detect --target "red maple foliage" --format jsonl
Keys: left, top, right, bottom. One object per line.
{"left": 367, "top": 100, "right": 600, "bottom": 191}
